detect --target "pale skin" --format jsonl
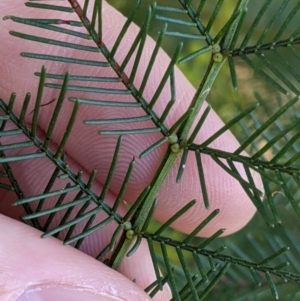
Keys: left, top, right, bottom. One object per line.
{"left": 0, "top": 1, "right": 262, "bottom": 300}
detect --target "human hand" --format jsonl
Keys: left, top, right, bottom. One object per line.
{"left": 0, "top": 1, "right": 262, "bottom": 300}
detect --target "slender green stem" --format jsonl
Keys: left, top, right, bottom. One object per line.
{"left": 132, "top": 149, "right": 179, "bottom": 231}
{"left": 178, "top": 60, "right": 225, "bottom": 142}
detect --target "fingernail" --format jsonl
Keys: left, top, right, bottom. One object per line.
{"left": 16, "top": 285, "right": 124, "bottom": 301}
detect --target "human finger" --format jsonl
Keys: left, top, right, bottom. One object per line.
{"left": 0, "top": 1, "right": 261, "bottom": 237}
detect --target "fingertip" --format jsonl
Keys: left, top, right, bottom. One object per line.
{"left": 97, "top": 3, "right": 261, "bottom": 236}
